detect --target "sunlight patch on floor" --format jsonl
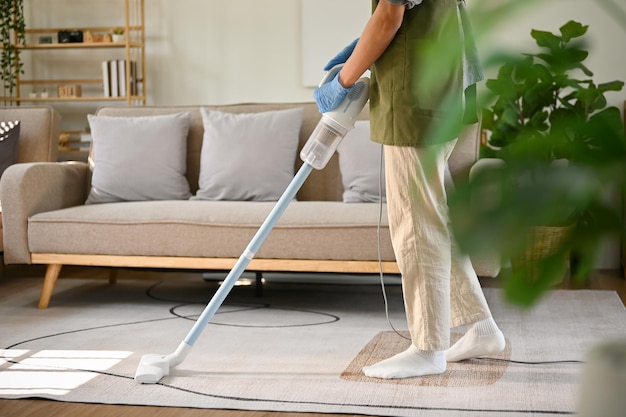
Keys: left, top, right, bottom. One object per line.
{"left": 0, "top": 349, "right": 132, "bottom": 396}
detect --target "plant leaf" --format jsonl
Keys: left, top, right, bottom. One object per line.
{"left": 559, "top": 20, "right": 589, "bottom": 42}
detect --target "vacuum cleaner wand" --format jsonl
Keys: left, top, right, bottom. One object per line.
{"left": 134, "top": 65, "right": 370, "bottom": 384}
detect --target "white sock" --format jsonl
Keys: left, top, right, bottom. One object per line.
{"left": 445, "top": 317, "right": 505, "bottom": 362}
{"left": 363, "top": 345, "right": 446, "bottom": 379}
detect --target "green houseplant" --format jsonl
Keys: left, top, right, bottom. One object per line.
{"left": 0, "top": 0, "right": 25, "bottom": 98}
{"left": 448, "top": 20, "right": 626, "bottom": 305}
{"left": 481, "top": 20, "right": 624, "bottom": 169}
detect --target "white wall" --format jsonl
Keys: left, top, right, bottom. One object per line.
{"left": 145, "top": 0, "right": 310, "bottom": 105}
{"left": 25, "top": 0, "right": 625, "bottom": 112}
{"left": 140, "top": 0, "right": 626, "bottom": 109}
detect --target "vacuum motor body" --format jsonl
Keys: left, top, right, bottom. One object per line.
{"left": 300, "top": 65, "right": 370, "bottom": 170}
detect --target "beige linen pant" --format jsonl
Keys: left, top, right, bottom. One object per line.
{"left": 384, "top": 140, "right": 492, "bottom": 351}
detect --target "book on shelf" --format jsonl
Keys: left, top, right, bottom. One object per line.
{"left": 130, "top": 60, "right": 138, "bottom": 95}
{"left": 118, "top": 59, "right": 127, "bottom": 97}
{"left": 102, "top": 59, "right": 138, "bottom": 98}
{"left": 109, "top": 60, "right": 119, "bottom": 97}
{"left": 101, "top": 61, "right": 110, "bottom": 97}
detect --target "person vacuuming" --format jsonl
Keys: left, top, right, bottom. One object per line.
{"left": 313, "top": 0, "right": 505, "bottom": 379}
{"left": 134, "top": 64, "right": 369, "bottom": 384}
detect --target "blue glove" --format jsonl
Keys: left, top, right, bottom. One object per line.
{"left": 323, "top": 38, "right": 359, "bottom": 71}
{"left": 313, "top": 72, "right": 354, "bottom": 113}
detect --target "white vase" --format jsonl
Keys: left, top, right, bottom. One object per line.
{"left": 112, "top": 34, "right": 125, "bottom": 43}
{"left": 578, "top": 340, "right": 626, "bottom": 417}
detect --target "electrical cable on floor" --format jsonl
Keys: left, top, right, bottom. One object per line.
{"left": 376, "top": 144, "right": 410, "bottom": 341}
{"left": 479, "top": 358, "right": 584, "bottom": 365}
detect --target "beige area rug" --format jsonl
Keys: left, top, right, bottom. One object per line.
{"left": 1, "top": 272, "right": 625, "bottom": 416}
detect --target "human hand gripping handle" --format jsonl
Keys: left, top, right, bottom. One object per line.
{"left": 313, "top": 39, "right": 360, "bottom": 114}
{"left": 313, "top": 71, "right": 355, "bottom": 113}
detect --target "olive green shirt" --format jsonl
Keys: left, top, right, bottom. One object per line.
{"left": 370, "top": 0, "right": 483, "bottom": 146}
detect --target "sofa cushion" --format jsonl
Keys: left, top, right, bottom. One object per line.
{"left": 86, "top": 113, "right": 192, "bottom": 204}
{"left": 192, "top": 107, "right": 303, "bottom": 201}
{"left": 27, "top": 200, "right": 395, "bottom": 262}
{"left": 337, "top": 120, "right": 387, "bottom": 203}
{"left": 0, "top": 120, "right": 20, "bottom": 180}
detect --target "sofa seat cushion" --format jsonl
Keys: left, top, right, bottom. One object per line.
{"left": 27, "top": 201, "right": 395, "bottom": 262}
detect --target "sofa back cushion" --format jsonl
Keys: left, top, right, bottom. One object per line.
{"left": 96, "top": 103, "right": 354, "bottom": 202}
{"left": 86, "top": 113, "right": 192, "bottom": 204}
{"left": 193, "top": 107, "right": 303, "bottom": 201}
{"left": 95, "top": 104, "right": 478, "bottom": 202}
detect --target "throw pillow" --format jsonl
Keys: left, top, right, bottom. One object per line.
{"left": 193, "top": 107, "right": 303, "bottom": 201}
{"left": 85, "top": 113, "right": 192, "bottom": 204}
{"left": 337, "top": 120, "right": 386, "bottom": 203}
{"left": 0, "top": 120, "right": 20, "bottom": 180}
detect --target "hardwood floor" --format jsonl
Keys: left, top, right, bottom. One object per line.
{"left": 0, "top": 266, "right": 624, "bottom": 417}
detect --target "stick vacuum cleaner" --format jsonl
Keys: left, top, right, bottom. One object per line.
{"left": 134, "top": 65, "right": 370, "bottom": 384}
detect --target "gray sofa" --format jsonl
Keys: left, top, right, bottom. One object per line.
{"left": 1, "top": 102, "right": 498, "bottom": 308}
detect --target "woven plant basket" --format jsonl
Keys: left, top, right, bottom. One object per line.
{"left": 510, "top": 225, "right": 574, "bottom": 284}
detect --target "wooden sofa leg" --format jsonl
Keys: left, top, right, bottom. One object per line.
{"left": 255, "top": 271, "right": 263, "bottom": 297}
{"left": 39, "top": 264, "right": 63, "bottom": 309}
{"left": 108, "top": 268, "right": 118, "bottom": 285}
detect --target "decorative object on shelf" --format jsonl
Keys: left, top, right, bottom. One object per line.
{"left": 0, "top": 0, "right": 26, "bottom": 97}
{"left": 57, "top": 29, "right": 83, "bottom": 43}
{"left": 57, "top": 30, "right": 71, "bottom": 43}
{"left": 57, "top": 130, "right": 91, "bottom": 153}
{"left": 40, "top": 88, "right": 48, "bottom": 98}
{"left": 58, "top": 84, "right": 81, "bottom": 98}
{"left": 70, "top": 30, "right": 83, "bottom": 42}
{"left": 112, "top": 27, "right": 124, "bottom": 43}
{"left": 38, "top": 35, "right": 52, "bottom": 44}
{"left": 58, "top": 131, "right": 70, "bottom": 149}
{"left": 84, "top": 30, "right": 108, "bottom": 43}
{"left": 28, "top": 89, "right": 36, "bottom": 98}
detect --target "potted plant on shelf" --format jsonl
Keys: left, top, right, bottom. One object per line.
{"left": 112, "top": 27, "right": 125, "bottom": 43}
{"left": 0, "top": 0, "right": 25, "bottom": 99}
{"left": 449, "top": 20, "right": 626, "bottom": 305}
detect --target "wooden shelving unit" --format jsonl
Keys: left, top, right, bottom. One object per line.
{"left": 1, "top": 0, "right": 146, "bottom": 158}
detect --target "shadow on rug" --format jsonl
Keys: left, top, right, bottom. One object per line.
{"left": 341, "top": 331, "right": 512, "bottom": 386}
